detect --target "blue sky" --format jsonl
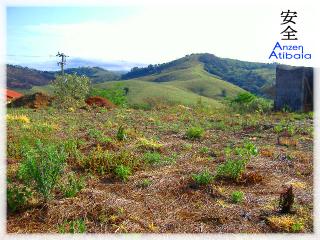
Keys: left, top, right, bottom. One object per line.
{"left": 7, "top": 7, "right": 139, "bottom": 63}
{"left": 6, "top": 4, "right": 318, "bottom": 68}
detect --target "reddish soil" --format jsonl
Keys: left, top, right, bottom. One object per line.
{"left": 7, "top": 92, "right": 53, "bottom": 109}
{"left": 85, "top": 96, "right": 116, "bottom": 109}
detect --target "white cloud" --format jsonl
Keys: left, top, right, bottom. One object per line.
{"left": 21, "top": 4, "right": 319, "bottom": 66}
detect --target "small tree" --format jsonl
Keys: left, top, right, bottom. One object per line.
{"left": 53, "top": 73, "right": 90, "bottom": 108}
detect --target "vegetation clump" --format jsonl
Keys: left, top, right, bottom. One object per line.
{"left": 17, "top": 140, "right": 66, "bottom": 201}
{"left": 60, "top": 173, "right": 85, "bottom": 198}
{"left": 231, "top": 191, "right": 244, "bottom": 203}
{"left": 53, "top": 73, "right": 90, "bottom": 108}
{"left": 229, "top": 92, "right": 272, "bottom": 113}
{"left": 116, "top": 125, "right": 127, "bottom": 141}
{"left": 186, "top": 126, "right": 205, "bottom": 139}
{"left": 114, "top": 165, "right": 132, "bottom": 181}
{"left": 58, "top": 219, "right": 86, "bottom": 233}
{"left": 215, "top": 141, "right": 258, "bottom": 181}
{"left": 191, "top": 169, "right": 214, "bottom": 186}
{"left": 7, "top": 181, "right": 32, "bottom": 213}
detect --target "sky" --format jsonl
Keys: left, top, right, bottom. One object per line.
{"left": 6, "top": 3, "right": 319, "bottom": 68}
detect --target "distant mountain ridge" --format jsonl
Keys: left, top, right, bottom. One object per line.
{"left": 8, "top": 57, "right": 146, "bottom": 72}
{"left": 7, "top": 65, "right": 121, "bottom": 89}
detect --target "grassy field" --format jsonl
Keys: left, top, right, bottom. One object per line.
{"left": 7, "top": 104, "right": 313, "bottom": 233}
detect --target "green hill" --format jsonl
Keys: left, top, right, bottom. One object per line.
{"left": 122, "top": 53, "right": 276, "bottom": 96}
{"left": 94, "top": 80, "right": 225, "bottom": 108}
{"left": 94, "top": 56, "right": 247, "bottom": 108}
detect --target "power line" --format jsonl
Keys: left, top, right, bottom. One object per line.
{"left": 6, "top": 54, "right": 57, "bottom": 58}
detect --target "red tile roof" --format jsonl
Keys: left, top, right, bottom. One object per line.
{"left": 6, "top": 89, "right": 23, "bottom": 99}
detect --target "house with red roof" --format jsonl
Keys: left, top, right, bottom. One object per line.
{"left": 6, "top": 89, "right": 23, "bottom": 103}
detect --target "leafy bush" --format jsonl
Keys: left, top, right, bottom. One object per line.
{"left": 231, "top": 191, "right": 244, "bottom": 203}
{"left": 7, "top": 181, "right": 32, "bottom": 212}
{"left": 229, "top": 92, "right": 272, "bottom": 113}
{"left": 192, "top": 169, "right": 214, "bottom": 185}
{"left": 215, "top": 158, "right": 246, "bottom": 181}
{"left": 116, "top": 125, "right": 127, "bottom": 141}
{"left": 274, "top": 121, "right": 296, "bottom": 136}
{"left": 60, "top": 173, "right": 85, "bottom": 198}
{"left": 53, "top": 73, "right": 90, "bottom": 108}
{"left": 215, "top": 142, "right": 258, "bottom": 181}
{"left": 90, "top": 83, "right": 127, "bottom": 106}
{"left": 114, "top": 165, "right": 131, "bottom": 181}
{"left": 58, "top": 219, "right": 86, "bottom": 233}
{"left": 186, "top": 126, "right": 205, "bottom": 139}
{"left": 18, "top": 140, "right": 66, "bottom": 201}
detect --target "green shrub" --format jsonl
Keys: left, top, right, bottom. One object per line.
{"left": 215, "top": 159, "right": 246, "bottom": 181}
{"left": 58, "top": 219, "right": 86, "bottom": 233}
{"left": 53, "top": 73, "right": 90, "bottom": 108}
{"left": 192, "top": 169, "right": 214, "bottom": 185}
{"left": 114, "top": 165, "right": 131, "bottom": 181}
{"left": 186, "top": 126, "right": 205, "bottom": 139}
{"left": 231, "top": 191, "right": 244, "bottom": 203}
{"left": 229, "top": 92, "right": 272, "bottom": 113}
{"left": 62, "top": 139, "right": 84, "bottom": 164}
{"left": 242, "top": 141, "right": 259, "bottom": 157}
{"left": 291, "top": 222, "right": 304, "bottom": 232}
{"left": 7, "top": 181, "right": 32, "bottom": 212}
{"left": 60, "top": 173, "right": 85, "bottom": 198}
{"left": 215, "top": 142, "right": 258, "bottom": 181}
{"left": 18, "top": 140, "right": 66, "bottom": 201}
{"left": 274, "top": 121, "right": 296, "bottom": 136}
{"left": 116, "top": 125, "right": 127, "bottom": 141}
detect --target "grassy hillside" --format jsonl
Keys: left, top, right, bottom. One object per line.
{"left": 123, "top": 53, "right": 276, "bottom": 96}
{"left": 95, "top": 80, "right": 224, "bottom": 108}
{"left": 125, "top": 62, "right": 245, "bottom": 100}
{"left": 94, "top": 58, "right": 247, "bottom": 108}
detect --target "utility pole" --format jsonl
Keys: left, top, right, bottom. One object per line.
{"left": 56, "top": 52, "right": 68, "bottom": 75}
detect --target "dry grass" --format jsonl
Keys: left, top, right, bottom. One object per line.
{"left": 6, "top": 106, "right": 313, "bottom": 233}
